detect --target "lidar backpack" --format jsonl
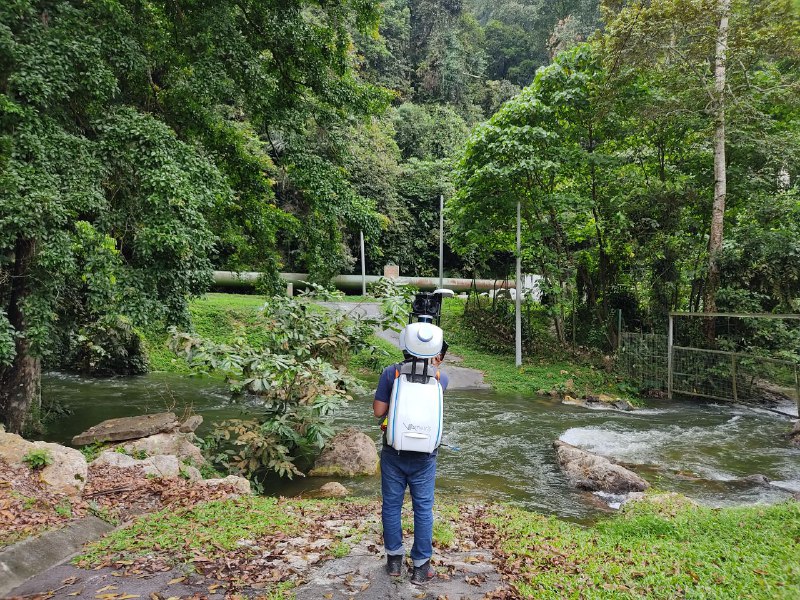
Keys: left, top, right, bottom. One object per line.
{"left": 385, "top": 359, "right": 443, "bottom": 453}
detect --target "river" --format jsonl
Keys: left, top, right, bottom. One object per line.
{"left": 43, "top": 372, "right": 800, "bottom": 520}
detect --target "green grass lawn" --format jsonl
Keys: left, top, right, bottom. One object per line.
{"left": 142, "top": 293, "right": 268, "bottom": 372}
{"left": 143, "top": 292, "right": 630, "bottom": 398}
{"left": 77, "top": 494, "right": 800, "bottom": 599}
{"left": 488, "top": 496, "right": 800, "bottom": 599}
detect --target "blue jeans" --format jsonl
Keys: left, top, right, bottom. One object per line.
{"left": 380, "top": 446, "right": 437, "bottom": 567}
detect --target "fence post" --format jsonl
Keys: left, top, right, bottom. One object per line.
{"left": 667, "top": 314, "right": 674, "bottom": 400}
{"left": 795, "top": 363, "right": 800, "bottom": 418}
{"left": 617, "top": 309, "right": 622, "bottom": 353}
{"left": 731, "top": 354, "right": 738, "bottom": 403}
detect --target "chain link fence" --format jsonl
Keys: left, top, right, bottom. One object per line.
{"left": 618, "top": 312, "right": 800, "bottom": 415}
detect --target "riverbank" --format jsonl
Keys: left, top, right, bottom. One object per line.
{"left": 142, "top": 293, "right": 628, "bottom": 399}
{"left": 8, "top": 492, "right": 799, "bottom": 599}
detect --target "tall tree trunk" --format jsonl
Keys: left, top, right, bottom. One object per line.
{"left": 0, "top": 237, "right": 40, "bottom": 434}
{"left": 704, "top": 0, "right": 730, "bottom": 342}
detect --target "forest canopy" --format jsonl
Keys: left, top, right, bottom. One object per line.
{"left": 2, "top": 0, "right": 799, "bottom": 432}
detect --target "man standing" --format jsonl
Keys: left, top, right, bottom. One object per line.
{"left": 373, "top": 323, "right": 449, "bottom": 586}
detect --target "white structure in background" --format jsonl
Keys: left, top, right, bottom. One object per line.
{"left": 483, "top": 274, "right": 543, "bottom": 301}
{"left": 777, "top": 165, "right": 790, "bottom": 190}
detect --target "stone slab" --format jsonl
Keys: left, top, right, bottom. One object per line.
{"left": 71, "top": 412, "right": 178, "bottom": 446}
{"left": 0, "top": 515, "right": 114, "bottom": 597}
{"left": 294, "top": 539, "right": 506, "bottom": 600}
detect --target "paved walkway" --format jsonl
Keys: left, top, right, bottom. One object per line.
{"left": 320, "top": 302, "right": 490, "bottom": 390}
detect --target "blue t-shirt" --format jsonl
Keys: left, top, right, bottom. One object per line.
{"left": 374, "top": 362, "right": 449, "bottom": 405}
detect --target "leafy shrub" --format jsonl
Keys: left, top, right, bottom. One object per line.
{"left": 462, "top": 295, "right": 556, "bottom": 355}
{"left": 368, "top": 276, "right": 416, "bottom": 301}
{"left": 23, "top": 448, "right": 53, "bottom": 470}
{"left": 170, "top": 294, "right": 383, "bottom": 479}
{"left": 62, "top": 315, "right": 148, "bottom": 375}
{"left": 297, "top": 281, "right": 345, "bottom": 301}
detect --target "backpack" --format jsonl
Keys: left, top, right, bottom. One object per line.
{"left": 385, "top": 359, "right": 443, "bottom": 453}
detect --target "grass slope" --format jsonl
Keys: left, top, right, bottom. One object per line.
{"left": 144, "top": 293, "right": 629, "bottom": 398}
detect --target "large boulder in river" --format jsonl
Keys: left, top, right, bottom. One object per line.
{"left": 0, "top": 430, "right": 87, "bottom": 496}
{"left": 308, "top": 427, "right": 379, "bottom": 477}
{"left": 72, "top": 412, "right": 179, "bottom": 445}
{"left": 554, "top": 440, "right": 649, "bottom": 494}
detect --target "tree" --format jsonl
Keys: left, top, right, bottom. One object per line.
{"left": 0, "top": 0, "right": 385, "bottom": 433}
{"left": 601, "top": 0, "right": 800, "bottom": 334}
{"left": 451, "top": 46, "right": 614, "bottom": 341}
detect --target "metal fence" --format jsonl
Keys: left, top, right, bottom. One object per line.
{"left": 617, "top": 331, "right": 668, "bottom": 392}
{"left": 618, "top": 312, "right": 800, "bottom": 415}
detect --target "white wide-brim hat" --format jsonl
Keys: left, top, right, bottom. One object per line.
{"left": 399, "top": 322, "right": 444, "bottom": 358}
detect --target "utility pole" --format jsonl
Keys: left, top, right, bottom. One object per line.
{"left": 439, "top": 194, "right": 444, "bottom": 289}
{"left": 360, "top": 230, "right": 366, "bottom": 296}
{"left": 515, "top": 200, "right": 522, "bottom": 367}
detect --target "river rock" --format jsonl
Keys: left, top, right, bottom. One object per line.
{"left": 305, "top": 482, "right": 350, "bottom": 498}
{"left": 562, "top": 395, "right": 584, "bottom": 407}
{"left": 789, "top": 421, "right": 800, "bottom": 447}
{"left": 122, "top": 432, "right": 205, "bottom": 465}
{"left": 0, "top": 431, "right": 87, "bottom": 496}
{"left": 554, "top": 440, "right": 650, "bottom": 493}
{"left": 0, "top": 429, "right": 34, "bottom": 464}
{"left": 179, "top": 415, "right": 203, "bottom": 433}
{"left": 308, "top": 427, "right": 378, "bottom": 477}
{"left": 91, "top": 450, "right": 186, "bottom": 479}
{"left": 33, "top": 442, "right": 88, "bottom": 496}
{"left": 197, "top": 475, "right": 252, "bottom": 495}
{"left": 613, "top": 399, "right": 635, "bottom": 411}
{"left": 72, "top": 412, "right": 179, "bottom": 445}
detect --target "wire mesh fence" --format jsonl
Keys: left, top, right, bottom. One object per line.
{"left": 617, "top": 312, "right": 800, "bottom": 414}
{"left": 618, "top": 331, "right": 668, "bottom": 392}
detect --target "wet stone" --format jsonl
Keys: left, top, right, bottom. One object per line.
{"left": 72, "top": 412, "right": 178, "bottom": 446}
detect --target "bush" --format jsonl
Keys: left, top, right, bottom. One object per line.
{"left": 62, "top": 315, "right": 148, "bottom": 376}
{"left": 170, "top": 294, "right": 384, "bottom": 480}
{"left": 23, "top": 448, "right": 53, "bottom": 470}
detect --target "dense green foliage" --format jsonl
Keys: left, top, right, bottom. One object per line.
{"left": 169, "top": 293, "right": 382, "bottom": 479}
{"left": 4, "top": 0, "right": 800, "bottom": 431}
{"left": 0, "top": 0, "right": 389, "bottom": 431}
{"left": 451, "top": 1, "right": 800, "bottom": 349}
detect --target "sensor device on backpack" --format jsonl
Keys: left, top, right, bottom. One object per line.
{"left": 385, "top": 361, "right": 443, "bottom": 453}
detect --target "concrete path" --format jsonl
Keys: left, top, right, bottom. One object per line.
{"left": 320, "top": 302, "right": 490, "bottom": 390}
{"left": 8, "top": 529, "right": 508, "bottom": 600}
{"left": 294, "top": 539, "right": 505, "bottom": 600}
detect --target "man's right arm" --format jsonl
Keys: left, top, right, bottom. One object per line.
{"left": 373, "top": 366, "right": 393, "bottom": 418}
